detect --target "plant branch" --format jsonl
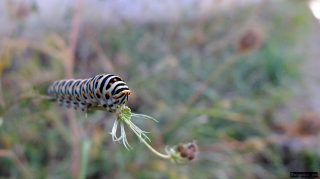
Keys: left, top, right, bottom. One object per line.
{"left": 0, "top": 94, "right": 51, "bottom": 116}
{"left": 172, "top": 54, "right": 238, "bottom": 120}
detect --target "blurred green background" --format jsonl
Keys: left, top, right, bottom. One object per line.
{"left": 0, "top": 0, "right": 319, "bottom": 178}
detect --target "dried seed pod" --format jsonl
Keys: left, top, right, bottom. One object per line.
{"left": 295, "top": 111, "right": 320, "bottom": 136}
{"left": 237, "top": 26, "right": 263, "bottom": 53}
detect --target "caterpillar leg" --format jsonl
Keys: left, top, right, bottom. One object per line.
{"left": 63, "top": 100, "right": 72, "bottom": 108}
{"left": 71, "top": 102, "right": 79, "bottom": 110}
{"left": 79, "top": 102, "right": 89, "bottom": 112}
{"left": 57, "top": 99, "right": 63, "bottom": 105}
{"left": 101, "top": 104, "right": 113, "bottom": 113}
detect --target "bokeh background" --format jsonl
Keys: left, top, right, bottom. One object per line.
{"left": 1, "top": 0, "right": 320, "bottom": 178}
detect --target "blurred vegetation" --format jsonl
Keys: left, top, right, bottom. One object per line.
{"left": 0, "top": 1, "right": 317, "bottom": 179}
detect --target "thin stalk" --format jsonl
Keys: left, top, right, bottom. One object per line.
{"left": 125, "top": 120, "right": 170, "bottom": 159}
{"left": 78, "top": 138, "right": 91, "bottom": 179}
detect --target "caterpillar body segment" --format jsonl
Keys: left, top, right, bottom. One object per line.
{"left": 47, "top": 74, "right": 131, "bottom": 112}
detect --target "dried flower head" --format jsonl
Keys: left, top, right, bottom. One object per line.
{"left": 166, "top": 141, "right": 198, "bottom": 164}
{"left": 237, "top": 26, "right": 263, "bottom": 53}
{"left": 295, "top": 111, "right": 320, "bottom": 136}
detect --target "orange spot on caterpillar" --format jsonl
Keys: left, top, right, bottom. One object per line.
{"left": 62, "top": 94, "right": 65, "bottom": 99}
{"left": 122, "top": 90, "right": 131, "bottom": 95}
{"left": 68, "top": 96, "right": 72, "bottom": 100}
{"left": 83, "top": 93, "right": 87, "bottom": 97}
{"left": 89, "top": 92, "right": 93, "bottom": 98}
{"left": 76, "top": 95, "right": 80, "bottom": 100}
{"left": 109, "top": 83, "right": 113, "bottom": 86}
{"left": 96, "top": 90, "right": 100, "bottom": 95}
{"left": 97, "top": 79, "right": 100, "bottom": 82}
{"left": 113, "top": 78, "right": 117, "bottom": 82}
{"left": 107, "top": 91, "right": 110, "bottom": 95}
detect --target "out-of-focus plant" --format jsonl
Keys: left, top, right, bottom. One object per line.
{"left": 0, "top": 0, "right": 315, "bottom": 178}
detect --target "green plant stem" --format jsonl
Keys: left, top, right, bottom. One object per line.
{"left": 78, "top": 138, "right": 91, "bottom": 179}
{"left": 125, "top": 120, "right": 170, "bottom": 159}
{"left": 88, "top": 106, "right": 108, "bottom": 112}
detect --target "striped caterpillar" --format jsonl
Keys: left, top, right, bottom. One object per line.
{"left": 47, "top": 74, "right": 131, "bottom": 112}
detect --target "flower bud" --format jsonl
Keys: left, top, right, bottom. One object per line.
{"left": 187, "top": 142, "right": 197, "bottom": 152}
{"left": 180, "top": 150, "right": 189, "bottom": 158}
{"left": 188, "top": 153, "right": 195, "bottom": 160}
{"left": 166, "top": 141, "right": 198, "bottom": 164}
{"left": 176, "top": 144, "right": 184, "bottom": 153}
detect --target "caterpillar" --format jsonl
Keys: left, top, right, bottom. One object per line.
{"left": 47, "top": 74, "right": 131, "bottom": 112}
